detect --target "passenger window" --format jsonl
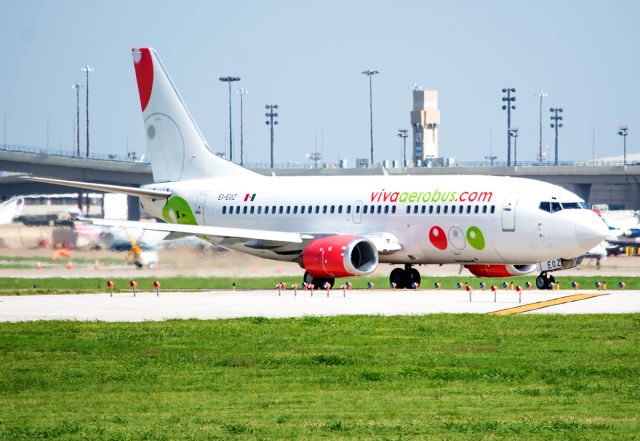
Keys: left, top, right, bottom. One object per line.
{"left": 323, "top": 206, "right": 328, "bottom": 214}
{"left": 364, "top": 205, "right": 369, "bottom": 214}
{"left": 443, "top": 206, "right": 448, "bottom": 214}
{"left": 490, "top": 205, "right": 495, "bottom": 214}
{"left": 258, "top": 206, "right": 262, "bottom": 214}
{"left": 222, "top": 206, "right": 226, "bottom": 214}
{"left": 436, "top": 206, "right": 441, "bottom": 214}
{"left": 236, "top": 206, "right": 240, "bottom": 214}
{"left": 347, "top": 206, "right": 352, "bottom": 214}
{"left": 293, "top": 206, "right": 297, "bottom": 214}
{"left": 300, "top": 206, "right": 305, "bottom": 214}
{"left": 421, "top": 205, "right": 426, "bottom": 214}
{"left": 338, "top": 206, "right": 343, "bottom": 214}
{"left": 406, "top": 205, "right": 411, "bottom": 214}
{"left": 466, "top": 205, "right": 471, "bottom": 214}
{"left": 370, "top": 205, "right": 375, "bottom": 214}
{"left": 429, "top": 205, "right": 434, "bottom": 214}
{"left": 250, "top": 206, "right": 255, "bottom": 214}
{"left": 377, "top": 205, "right": 382, "bottom": 214}
{"left": 278, "top": 206, "right": 283, "bottom": 214}
{"left": 392, "top": 206, "right": 396, "bottom": 214}
{"left": 384, "top": 205, "right": 389, "bottom": 214}
{"left": 474, "top": 205, "right": 479, "bottom": 214}
{"left": 315, "top": 206, "right": 320, "bottom": 214}
{"left": 355, "top": 205, "right": 360, "bottom": 214}
{"left": 482, "top": 206, "right": 487, "bottom": 214}
{"left": 330, "top": 205, "right": 335, "bottom": 214}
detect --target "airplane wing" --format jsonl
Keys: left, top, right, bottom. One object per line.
{"left": 89, "top": 218, "right": 305, "bottom": 244}
{"left": 24, "top": 176, "right": 171, "bottom": 199}
{"left": 87, "top": 219, "right": 402, "bottom": 254}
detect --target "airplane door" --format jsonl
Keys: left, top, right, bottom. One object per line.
{"left": 194, "top": 194, "right": 207, "bottom": 225}
{"left": 353, "top": 200, "right": 363, "bottom": 224}
{"left": 501, "top": 193, "right": 520, "bottom": 231}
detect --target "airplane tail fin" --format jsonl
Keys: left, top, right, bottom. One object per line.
{"left": 132, "top": 48, "right": 256, "bottom": 182}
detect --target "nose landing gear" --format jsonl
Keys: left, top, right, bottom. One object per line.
{"left": 389, "top": 265, "right": 421, "bottom": 289}
{"left": 535, "top": 272, "right": 556, "bottom": 290}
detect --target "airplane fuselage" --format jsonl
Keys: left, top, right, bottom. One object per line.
{"left": 141, "top": 174, "right": 606, "bottom": 266}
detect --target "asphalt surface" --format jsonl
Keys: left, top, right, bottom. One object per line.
{"left": 0, "top": 289, "right": 638, "bottom": 322}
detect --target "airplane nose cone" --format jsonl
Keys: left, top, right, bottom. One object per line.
{"left": 575, "top": 217, "right": 609, "bottom": 250}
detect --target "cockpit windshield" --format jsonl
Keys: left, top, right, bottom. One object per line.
{"left": 539, "top": 201, "right": 588, "bottom": 212}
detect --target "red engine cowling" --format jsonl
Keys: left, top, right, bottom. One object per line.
{"left": 465, "top": 264, "right": 537, "bottom": 278}
{"left": 301, "top": 235, "right": 379, "bottom": 278}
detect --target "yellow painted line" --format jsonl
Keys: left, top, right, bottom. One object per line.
{"left": 488, "top": 293, "right": 608, "bottom": 316}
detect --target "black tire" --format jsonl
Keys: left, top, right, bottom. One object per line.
{"left": 536, "top": 273, "right": 547, "bottom": 290}
{"left": 303, "top": 272, "right": 334, "bottom": 290}
{"left": 547, "top": 274, "right": 556, "bottom": 289}
{"left": 389, "top": 268, "right": 407, "bottom": 289}
{"left": 407, "top": 268, "right": 421, "bottom": 289}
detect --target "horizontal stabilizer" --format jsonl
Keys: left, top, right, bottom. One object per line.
{"left": 24, "top": 176, "right": 171, "bottom": 199}
{"left": 89, "top": 219, "right": 303, "bottom": 244}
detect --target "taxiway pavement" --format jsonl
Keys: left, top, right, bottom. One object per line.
{"left": 0, "top": 289, "right": 638, "bottom": 322}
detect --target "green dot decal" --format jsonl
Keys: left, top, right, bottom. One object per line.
{"left": 466, "top": 226, "right": 485, "bottom": 250}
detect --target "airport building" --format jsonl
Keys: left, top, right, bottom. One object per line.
{"left": 410, "top": 89, "right": 440, "bottom": 165}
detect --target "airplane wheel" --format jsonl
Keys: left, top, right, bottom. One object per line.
{"left": 547, "top": 274, "right": 556, "bottom": 289}
{"left": 407, "top": 268, "right": 421, "bottom": 289}
{"left": 536, "top": 273, "right": 556, "bottom": 290}
{"left": 390, "top": 268, "right": 407, "bottom": 289}
{"left": 303, "top": 272, "right": 334, "bottom": 290}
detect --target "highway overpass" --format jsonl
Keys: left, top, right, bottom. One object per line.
{"left": 1, "top": 148, "right": 639, "bottom": 219}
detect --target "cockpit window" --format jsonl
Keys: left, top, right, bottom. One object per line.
{"left": 539, "top": 201, "right": 551, "bottom": 212}
{"left": 539, "top": 200, "right": 588, "bottom": 212}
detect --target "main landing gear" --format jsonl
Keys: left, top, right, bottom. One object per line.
{"left": 535, "top": 272, "right": 556, "bottom": 290}
{"left": 303, "top": 272, "right": 334, "bottom": 290}
{"left": 389, "top": 265, "right": 421, "bottom": 289}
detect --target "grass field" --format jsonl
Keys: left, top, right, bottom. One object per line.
{"left": 0, "top": 275, "right": 633, "bottom": 295}
{"left": 0, "top": 315, "right": 638, "bottom": 440}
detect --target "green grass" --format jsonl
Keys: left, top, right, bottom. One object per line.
{"left": 0, "top": 315, "right": 638, "bottom": 439}
{"left": 0, "top": 275, "right": 634, "bottom": 295}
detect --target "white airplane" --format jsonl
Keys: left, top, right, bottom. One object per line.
{"left": 0, "top": 197, "right": 24, "bottom": 225}
{"left": 29, "top": 48, "right": 608, "bottom": 290}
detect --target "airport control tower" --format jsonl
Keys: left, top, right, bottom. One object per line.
{"left": 410, "top": 90, "right": 440, "bottom": 164}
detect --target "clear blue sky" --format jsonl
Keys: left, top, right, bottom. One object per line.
{"left": 1, "top": 0, "right": 638, "bottom": 165}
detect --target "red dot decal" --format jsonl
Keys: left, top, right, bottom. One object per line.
{"left": 429, "top": 226, "right": 448, "bottom": 250}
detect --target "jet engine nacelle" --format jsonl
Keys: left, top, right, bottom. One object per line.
{"left": 301, "top": 235, "right": 379, "bottom": 278}
{"left": 465, "top": 264, "right": 537, "bottom": 278}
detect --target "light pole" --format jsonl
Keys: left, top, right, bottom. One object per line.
{"left": 509, "top": 128, "right": 519, "bottom": 166}
{"left": 265, "top": 105, "right": 278, "bottom": 168}
{"left": 219, "top": 76, "right": 240, "bottom": 162}
{"left": 362, "top": 69, "right": 379, "bottom": 165}
{"left": 307, "top": 151, "right": 321, "bottom": 169}
{"left": 501, "top": 88, "right": 516, "bottom": 166}
{"left": 549, "top": 107, "right": 564, "bottom": 166}
{"left": 80, "top": 65, "right": 94, "bottom": 158}
{"left": 535, "top": 90, "right": 547, "bottom": 163}
{"left": 618, "top": 125, "right": 629, "bottom": 165}
{"left": 397, "top": 129, "right": 408, "bottom": 167}
{"left": 236, "top": 88, "right": 248, "bottom": 166}
{"left": 71, "top": 82, "right": 80, "bottom": 157}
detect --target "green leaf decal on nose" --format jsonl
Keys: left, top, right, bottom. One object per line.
{"left": 162, "top": 196, "right": 197, "bottom": 225}
{"left": 466, "top": 226, "right": 485, "bottom": 250}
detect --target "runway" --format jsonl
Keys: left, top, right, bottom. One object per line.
{"left": 0, "top": 289, "right": 638, "bottom": 322}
